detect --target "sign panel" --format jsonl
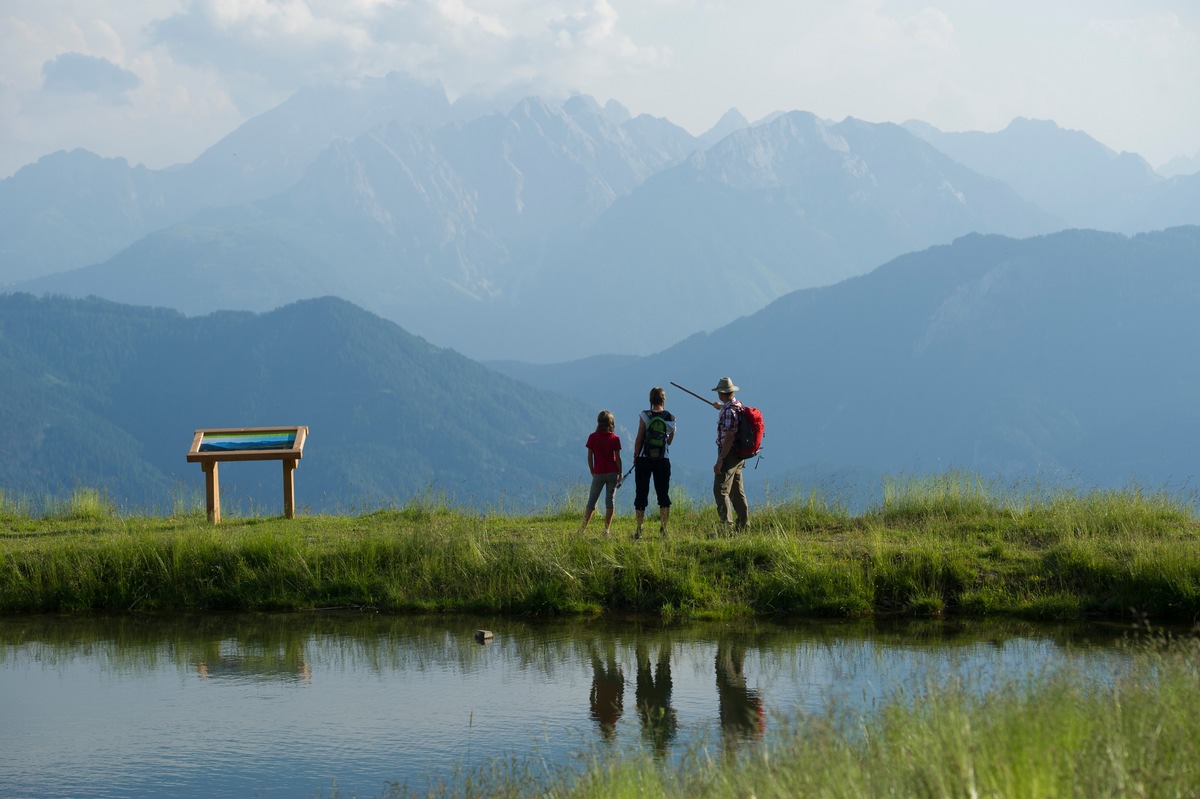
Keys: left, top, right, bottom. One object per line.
{"left": 185, "top": 426, "right": 309, "bottom": 523}
{"left": 187, "top": 426, "right": 307, "bottom": 464}
{"left": 199, "top": 429, "right": 298, "bottom": 453}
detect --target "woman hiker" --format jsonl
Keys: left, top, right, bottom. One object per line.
{"left": 632, "top": 386, "right": 676, "bottom": 539}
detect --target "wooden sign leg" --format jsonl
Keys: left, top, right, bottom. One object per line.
{"left": 283, "top": 458, "right": 297, "bottom": 519}
{"left": 204, "top": 461, "right": 221, "bottom": 524}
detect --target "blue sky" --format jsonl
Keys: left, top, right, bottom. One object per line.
{"left": 1, "top": 1, "right": 1197, "bottom": 178}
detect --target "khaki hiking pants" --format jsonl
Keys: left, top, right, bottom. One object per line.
{"left": 713, "top": 455, "right": 748, "bottom": 529}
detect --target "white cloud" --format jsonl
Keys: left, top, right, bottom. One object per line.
{"left": 41, "top": 52, "right": 142, "bottom": 101}
{"left": 0, "top": 1, "right": 1197, "bottom": 178}
{"left": 1088, "top": 10, "right": 1185, "bottom": 51}
{"left": 141, "top": 0, "right": 663, "bottom": 102}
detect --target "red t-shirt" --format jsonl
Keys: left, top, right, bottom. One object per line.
{"left": 586, "top": 431, "right": 622, "bottom": 474}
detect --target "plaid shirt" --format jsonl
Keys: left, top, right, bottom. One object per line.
{"left": 716, "top": 398, "right": 743, "bottom": 448}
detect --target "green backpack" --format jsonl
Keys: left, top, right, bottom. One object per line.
{"left": 641, "top": 411, "right": 673, "bottom": 459}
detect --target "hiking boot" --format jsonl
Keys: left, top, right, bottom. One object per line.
{"left": 634, "top": 525, "right": 643, "bottom": 540}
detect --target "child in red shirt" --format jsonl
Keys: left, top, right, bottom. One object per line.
{"left": 581, "top": 410, "right": 623, "bottom": 535}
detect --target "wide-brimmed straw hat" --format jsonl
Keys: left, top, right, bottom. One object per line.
{"left": 711, "top": 377, "right": 739, "bottom": 393}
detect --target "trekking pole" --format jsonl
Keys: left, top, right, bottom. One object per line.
{"left": 616, "top": 463, "right": 635, "bottom": 489}
{"left": 670, "top": 381, "right": 719, "bottom": 409}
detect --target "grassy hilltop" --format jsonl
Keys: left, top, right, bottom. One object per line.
{"left": 4, "top": 473, "right": 1199, "bottom": 620}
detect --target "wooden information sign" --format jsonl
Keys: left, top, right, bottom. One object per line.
{"left": 186, "top": 426, "right": 309, "bottom": 524}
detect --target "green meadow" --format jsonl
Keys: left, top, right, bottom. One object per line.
{"left": 4, "top": 473, "right": 1200, "bottom": 798}
{"left": 3, "top": 473, "right": 1199, "bottom": 620}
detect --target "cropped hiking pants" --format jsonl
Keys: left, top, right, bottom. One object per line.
{"left": 586, "top": 472, "right": 620, "bottom": 512}
{"left": 633, "top": 457, "right": 671, "bottom": 510}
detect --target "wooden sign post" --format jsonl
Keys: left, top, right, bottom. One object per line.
{"left": 186, "top": 426, "right": 308, "bottom": 524}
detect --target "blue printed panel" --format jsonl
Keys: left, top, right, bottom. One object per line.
{"left": 198, "top": 430, "right": 297, "bottom": 453}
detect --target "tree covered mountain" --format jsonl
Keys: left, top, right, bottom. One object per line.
{"left": 6, "top": 226, "right": 1198, "bottom": 513}
{"left": 496, "top": 226, "right": 1200, "bottom": 499}
{"left": 0, "top": 294, "right": 594, "bottom": 513}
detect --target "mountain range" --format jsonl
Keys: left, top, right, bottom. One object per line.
{"left": 2, "top": 72, "right": 1198, "bottom": 510}
{"left": 4, "top": 72, "right": 1197, "bottom": 362}
{"left": 0, "top": 293, "right": 591, "bottom": 513}
{"left": 903, "top": 117, "right": 1199, "bottom": 233}
{"left": 3, "top": 225, "right": 1197, "bottom": 514}
{"left": 494, "top": 225, "right": 1200, "bottom": 498}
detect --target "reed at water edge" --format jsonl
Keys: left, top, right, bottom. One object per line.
{"left": 3, "top": 473, "right": 1199, "bottom": 620}
{"left": 388, "top": 629, "right": 1200, "bottom": 799}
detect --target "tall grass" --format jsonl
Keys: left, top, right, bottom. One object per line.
{"left": 2, "top": 476, "right": 1198, "bottom": 619}
{"left": 376, "top": 631, "right": 1200, "bottom": 799}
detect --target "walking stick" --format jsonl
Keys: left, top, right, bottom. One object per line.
{"left": 670, "top": 381, "right": 719, "bottom": 409}
{"left": 673, "top": 381, "right": 762, "bottom": 468}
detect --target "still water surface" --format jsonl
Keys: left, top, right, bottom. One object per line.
{"left": 0, "top": 613, "right": 1135, "bottom": 798}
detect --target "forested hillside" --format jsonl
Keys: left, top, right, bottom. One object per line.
{"left": 499, "top": 226, "right": 1200, "bottom": 498}
{"left": 0, "top": 295, "right": 592, "bottom": 512}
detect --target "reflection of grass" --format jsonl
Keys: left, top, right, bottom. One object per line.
{"left": 2, "top": 474, "right": 1199, "bottom": 619}
{"left": 473, "top": 633, "right": 1198, "bottom": 799}
{"left": 340, "top": 632, "right": 1200, "bottom": 798}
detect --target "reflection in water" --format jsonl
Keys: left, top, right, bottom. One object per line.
{"left": 589, "top": 641, "right": 624, "bottom": 742}
{"left": 195, "top": 636, "right": 312, "bottom": 683}
{"left": 0, "top": 613, "right": 1137, "bottom": 799}
{"left": 635, "top": 639, "right": 677, "bottom": 757}
{"left": 715, "top": 638, "right": 765, "bottom": 755}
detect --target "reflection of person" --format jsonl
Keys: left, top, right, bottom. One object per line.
{"left": 589, "top": 644, "right": 625, "bottom": 743}
{"left": 715, "top": 638, "right": 764, "bottom": 754}
{"left": 710, "top": 377, "right": 749, "bottom": 531}
{"left": 580, "top": 410, "right": 623, "bottom": 536}
{"left": 635, "top": 640, "right": 677, "bottom": 757}
{"left": 632, "top": 387, "right": 676, "bottom": 539}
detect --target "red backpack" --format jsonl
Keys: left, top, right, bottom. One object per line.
{"left": 734, "top": 405, "right": 764, "bottom": 458}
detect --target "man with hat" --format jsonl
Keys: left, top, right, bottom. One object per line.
{"left": 710, "top": 376, "right": 749, "bottom": 530}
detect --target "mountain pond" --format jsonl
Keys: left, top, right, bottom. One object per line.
{"left": 1, "top": 612, "right": 1144, "bottom": 798}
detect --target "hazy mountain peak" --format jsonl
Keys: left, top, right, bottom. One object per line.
{"left": 602, "top": 99, "right": 632, "bottom": 125}
{"left": 899, "top": 118, "right": 941, "bottom": 139}
{"left": 751, "top": 111, "right": 788, "bottom": 127}
{"left": 8, "top": 148, "right": 134, "bottom": 180}
{"left": 562, "top": 93, "right": 604, "bottom": 117}
{"left": 691, "top": 110, "right": 850, "bottom": 188}
{"left": 699, "top": 108, "right": 750, "bottom": 146}
{"left": 186, "top": 72, "right": 453, "bottom": 196}
{"left": 903, "top": 115, "right": 1164, "bottom": 230}
{"left": 1158, "top": 151, "right": 1200, "bottom": 178}
{"left": 1003, "top": 116, "right": 1116, "bottom": 155}
{"left": 511, "top": 95, "right": 565, "bottom": 123}
{"left": 1005, "top": 116, "right": 1063, "bottom": 131}
{"left": 446, "top": 80, "right": 557, "bottom": 122}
